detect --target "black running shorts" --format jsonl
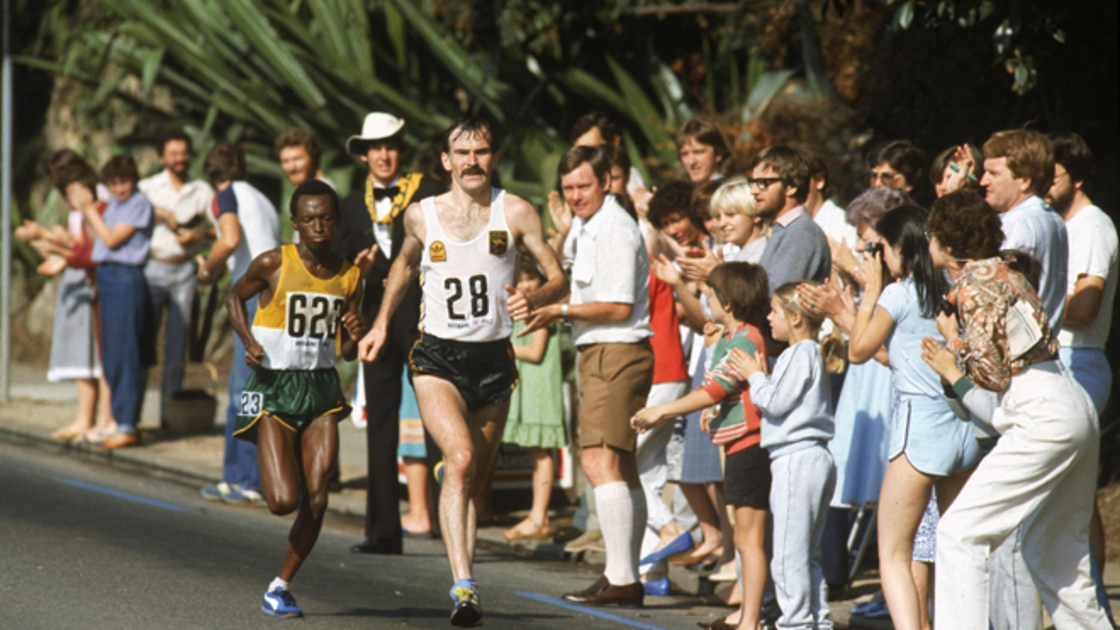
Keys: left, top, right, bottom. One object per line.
{"left": 408, "top": 333, "right": 518, "bottom": 412}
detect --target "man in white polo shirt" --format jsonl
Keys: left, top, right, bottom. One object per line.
{"left": 1048, "top": 130, "right": 1117, "bottom": 621}
{"left": 526, "top": 144, "right": 654, "bottom": 607}
{"left": 139, "top": 129, "right": 214, "bottom": 421}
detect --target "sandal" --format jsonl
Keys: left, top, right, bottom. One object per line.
{"left": 503, "top": 518, "right": 550, "bottom": 541}
{"left": 51, "top": 426, "right": 89, "bottom": 442}
{"left": 75, "top": 429, "right": 116, "bottom": 445}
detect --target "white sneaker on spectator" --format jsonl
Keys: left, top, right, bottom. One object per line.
{"left": 224, "top": 484, "right": 263, "bottom": 504}
{"left": 200, "top": 482, "right": 234, "bottom": 501}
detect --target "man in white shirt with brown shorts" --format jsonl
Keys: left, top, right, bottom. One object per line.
{"left": 525, "top": 144, "right": 654, "bottom": 608}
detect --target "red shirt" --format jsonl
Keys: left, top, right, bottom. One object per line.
{"left": 648, "top": 272, "right": 688, "bottom": 384}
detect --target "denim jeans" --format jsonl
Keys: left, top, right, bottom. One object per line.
{"left": 223, "top": 296, "right": 260, "bottom": 492}
{"left": 144, "top": 259, "right": 197, "bottom": 418}
{"left": 96, "top": 263, "right": 151, "bottom": 434}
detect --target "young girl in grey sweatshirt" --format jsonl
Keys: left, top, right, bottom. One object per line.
{"left": 729, "top": 280, "right": 843, "bottom": 630}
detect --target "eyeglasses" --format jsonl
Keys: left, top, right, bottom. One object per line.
{"left": 869, "top": 171, "right": 901, "bottom": 186}
{"left": 748, "top": 177, "right": 782, "bottom": 190}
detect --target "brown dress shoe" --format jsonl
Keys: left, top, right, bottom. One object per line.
{"left": 562, "top": 575, "right": 609, "bottom": 601}
{"left": 101, "top": 432, "right": 140, "bottom": 449}
{"left": 562, "top": 577, "right": 643, "bottom": 607}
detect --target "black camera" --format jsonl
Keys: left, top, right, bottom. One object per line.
{"left": 865, "top": 242, "right": 884, "bottom": 258}
{"left": 938, "top": 296, "right": 957, "bottom": 318}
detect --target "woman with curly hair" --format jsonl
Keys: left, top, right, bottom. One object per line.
{"left": 919, "top": 190, "right": 1110, "bottom": 630}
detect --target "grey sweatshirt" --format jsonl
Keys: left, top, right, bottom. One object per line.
{"left": 747, "top": 340, "right": 835, "bottom": 459}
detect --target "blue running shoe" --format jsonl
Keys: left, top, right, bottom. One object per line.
{"left": 434, "top": 460, "right": 445, "bottom": 485}
{"left": 449, "top": 580, "right": 482, "bottom": 627}
{"left": 261, "top": 587, "right": 303, "bottom": 618}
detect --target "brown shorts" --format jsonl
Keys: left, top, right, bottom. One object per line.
{"left": 577, "top": 340, "right": 654, "bottom": 453}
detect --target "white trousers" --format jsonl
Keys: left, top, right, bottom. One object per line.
{"left": 637, "top": 380, "right": 689, "bottom": 574}
{"left": 934, "top": 361, "right": 1111, "bottom": 630}
{"left": 771, "top": 444, "right": 836, "bottom": 630}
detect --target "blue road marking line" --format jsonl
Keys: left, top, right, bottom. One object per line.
{"left": 57, "top": 478, "right": 187, "bottom": 512}
{"left": 512, "top": 591, "right": 671, "bottom": 630}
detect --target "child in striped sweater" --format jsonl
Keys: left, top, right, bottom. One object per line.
{"left": 632, "top": 261, "right": 771, "bottom": 630}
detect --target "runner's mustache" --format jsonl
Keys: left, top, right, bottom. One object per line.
{"left": 462, "top": 167, "right": 486, "bottom": 175}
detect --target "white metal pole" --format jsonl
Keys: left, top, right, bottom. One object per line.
{"left": 2, "top": 0, "right": 13, "bottom": 402}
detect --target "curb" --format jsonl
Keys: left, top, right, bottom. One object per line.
{"left": 0, "top": 421, "right": 221, "bottom": 488}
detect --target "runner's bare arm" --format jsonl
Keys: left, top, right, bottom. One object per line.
{"left": 338, "top": 282, "right": 365, "bottom": 362}
{"left": 358, "top": 203, "right": 425, "bottom": 363}
{"left": 227, "top": 248, "right": 283, "bottom": 369}
{"left": 505, "top": 195, "right": 568, "bottom": 319}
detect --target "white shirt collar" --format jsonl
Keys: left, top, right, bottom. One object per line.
{"left": 577, "top": 194, "right": 625, "bottom": 238}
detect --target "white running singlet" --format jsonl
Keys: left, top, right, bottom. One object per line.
{"left": 418, "top": 188, "right": 515, "bottom": 342}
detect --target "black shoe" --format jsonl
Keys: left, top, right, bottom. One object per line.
{"left": 350, "top": 537, "right": 403, "bottom": 555}
{"left": 552, "top": 526, "right": 584, "bottom": 544}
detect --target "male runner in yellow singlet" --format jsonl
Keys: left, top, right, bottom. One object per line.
{"left": 227, "top": 179, "right": 364, "bottom": 618}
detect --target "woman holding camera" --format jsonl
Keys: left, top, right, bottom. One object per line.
{"left": 848, "top": 204, "right": 980, "bottom": 630}
{"left": 920, "top": 191, "right": 1110, "bottom": 629}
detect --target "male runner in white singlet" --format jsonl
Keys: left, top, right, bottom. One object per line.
{"left": 358, "top": 117, "right": 567, "bottom": 627}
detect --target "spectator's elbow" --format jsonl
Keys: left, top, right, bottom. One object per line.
{"left": 608, "top": 303, "right": 632, "bottom": 322}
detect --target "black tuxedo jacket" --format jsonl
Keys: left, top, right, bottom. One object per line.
{"left": 331, "top": 175, "right": 445, "bottom": 344}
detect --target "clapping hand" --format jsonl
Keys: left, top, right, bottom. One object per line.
{"left": 354, "top": 244, "right": 380, "bottom": 278}
{"left": 727, "top": 347, "right": 762, "bottom": 380}
{"left": 676, "top": 241, "right": 721, "bottom": 283}
{"left": 920, "top": 336, "right": 963, "bottom": 384}
{"left": 651, "top": 253, "right": 682, "bottom": 287}
{"left": 935, "top": 309, "right": 959, "bottom": 342}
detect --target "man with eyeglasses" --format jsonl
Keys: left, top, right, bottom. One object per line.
{"left": 750, "top": 146, "right": 831, "bottom": 293}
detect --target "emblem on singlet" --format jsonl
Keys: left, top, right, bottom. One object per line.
{"left": 489, "top": 231, "right": 508, "bottom": 257}
{"left": 430, "top": 241, "right": 446, "bottom": 262}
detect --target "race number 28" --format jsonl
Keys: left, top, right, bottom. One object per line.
{"left": 445, "top": 274, "right": 489, "bottom": 321}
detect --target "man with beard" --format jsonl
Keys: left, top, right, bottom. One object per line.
{"left": 750, "top": 145, "right": 831, "bottom": 293}
{"left": 227, "top": 180, "right": 364, "bottom": 618}
{"left": 138, "top": 129, "right": 214, "bottom": 421}
{"left": 359, "top": 116, "right": 566, "bottom": 626}
{"left": 1048, "top": 130, "right": 1117, "bottom": 622}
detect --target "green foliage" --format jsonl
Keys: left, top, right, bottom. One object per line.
{"left": 18, "top": 0, "right": 732, "bottom": 204}
{"left": 885, "top": 0, "right": 1067, "bottom": 95}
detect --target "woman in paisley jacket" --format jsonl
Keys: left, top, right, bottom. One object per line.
{"left": 919, "top": 190, "right": 1111, "bottom": 630}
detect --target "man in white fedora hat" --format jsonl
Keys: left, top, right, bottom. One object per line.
{"left": 333, "top": 112, "right": 445, "bottom": 556}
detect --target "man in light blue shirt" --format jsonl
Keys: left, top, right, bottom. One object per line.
{"left": 981, "top": 130, "right": 1068, "bottom": 331}
{"left": 978, "top": 128, "right": 1068, "bottom": 630}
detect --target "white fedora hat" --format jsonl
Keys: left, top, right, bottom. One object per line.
{"left": 347, "top": 112, "right": 406, "bottom": 155}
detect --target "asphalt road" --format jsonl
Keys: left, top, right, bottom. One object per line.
{"left": 0, "top": 442, "right": 720, "bottom": 630}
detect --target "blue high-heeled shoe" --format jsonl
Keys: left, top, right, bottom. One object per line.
{"left": 639, "top": 532, "right": 694, "bottom": 565}
{"left": 642, "top": 578, "right": 671, "bottom": 596}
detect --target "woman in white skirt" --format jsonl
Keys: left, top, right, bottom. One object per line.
{"left": 921, "top": 190, "right": 1111, "bottom": 630}
{"left": 17, "top": 152, "right": 116, "bottom": 442}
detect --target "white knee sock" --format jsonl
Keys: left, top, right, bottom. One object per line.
{"left": 596, "top": 481, "right": 637, "bottom": 585}
{"left": 629, "top": 487, "right": 648, "bottom": 575}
